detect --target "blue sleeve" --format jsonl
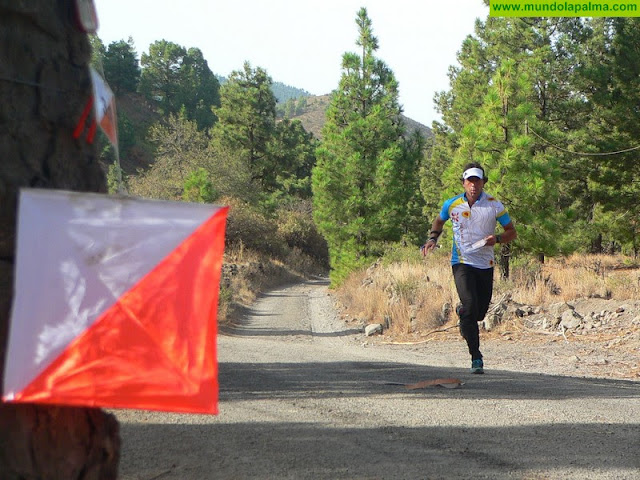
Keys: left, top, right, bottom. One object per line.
{"left": 439, "top": 197, "right": 455, "bottom": 221}
{"left": 497, "top": 211, "right": 511, "bottom": 227}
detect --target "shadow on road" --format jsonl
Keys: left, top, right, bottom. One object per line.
{"left": 119, "top": 412, "right": 639, "bottom": 480}
{"left": 219, "top": 360, "right": 640, "bottom": 402}
{"left": 118, "top": 276, "right": 640, "bottom": 479}
{"left": 118, "top": 343, "right": 640, "bottom": 479}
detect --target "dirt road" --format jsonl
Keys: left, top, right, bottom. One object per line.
{"left": 115, "top": 278, "right": 640, "bottom": 479}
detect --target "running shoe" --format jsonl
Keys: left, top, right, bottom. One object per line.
{"left": 471, "top": 358, "right": 484, "bottom": 374}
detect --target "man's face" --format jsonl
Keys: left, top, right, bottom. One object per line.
{"left": 463, "top": 176, "right": 484, "bottom": 202}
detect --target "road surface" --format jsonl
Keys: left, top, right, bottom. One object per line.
{"left": 115, "top": 278, "right": 640, "bottom": 479}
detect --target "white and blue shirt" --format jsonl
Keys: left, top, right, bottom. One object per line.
{"left": 439, "top": 191, "right": 511, "bottom": 269}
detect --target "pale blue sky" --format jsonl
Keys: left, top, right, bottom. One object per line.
{"left": 93, "top": 0, "right": 489, "bottom": 126}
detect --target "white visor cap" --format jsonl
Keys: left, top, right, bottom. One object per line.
{"left": 463, "top": 167, "right": 484, "bottom": 180}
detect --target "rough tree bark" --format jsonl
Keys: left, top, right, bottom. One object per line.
{"left": 0, "top": 1, "right": 120, "bottom": 479}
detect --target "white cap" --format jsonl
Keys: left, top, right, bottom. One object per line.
{"left": 463, "top": 167, "right": 484, "bottom": 180}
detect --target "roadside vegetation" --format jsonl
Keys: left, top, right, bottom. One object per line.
{"left": 331, "top": 247, "right": 640, "bottom": 341}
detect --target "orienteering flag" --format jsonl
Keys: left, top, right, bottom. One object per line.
{"left": 3, "top": 189, "right": 228, "bottom": 414}
{"left": 90, "top": 67, "right": 118, "bottom": 148}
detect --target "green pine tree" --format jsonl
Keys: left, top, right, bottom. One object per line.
{"left": 211, "top": 62, "right": 316, "bottom": 201}
{"left": 139, "top": 40, "right": 219, "bottom": 130}
{"left": 431, "top": 16, "right": 612, "bottom": 262}
{"left": 211, "top": 62, "right": 277, "bottom": 191}
{"left": 103, "top": 37, "right": 140, "bottom": 94}
{"left": 312, "top": 7, "right": 424, "bottom": 284}
{"left": 575, "top": 18, "right": 640, "bottom": 255}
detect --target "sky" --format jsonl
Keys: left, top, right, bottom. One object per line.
{"left": 93, "top": 0, "right": 489, "bottom": 127}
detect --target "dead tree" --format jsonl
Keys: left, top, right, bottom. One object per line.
{"left": 0, "top": 2, "right": 120, "bottom": 478}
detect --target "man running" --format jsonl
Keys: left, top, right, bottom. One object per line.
{"left": 422, "top": 162, "right": 517, "bottom": 374}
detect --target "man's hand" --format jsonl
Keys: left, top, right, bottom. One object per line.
{"left": 421, "top": 240, "right": 439, "bottom": 256}
{"left": 485, "top": 235, "right": 498, "bottom": 246}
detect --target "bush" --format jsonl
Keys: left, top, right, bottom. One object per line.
{"left": 223, "top": 198, "right": 288, "bottom": 259}
{"left": 276, "top": 204, "right": 328, "bottom": 265}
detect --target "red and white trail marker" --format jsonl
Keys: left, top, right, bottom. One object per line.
{"left": 3, "top": 189, "right": 228, "bottom": 414}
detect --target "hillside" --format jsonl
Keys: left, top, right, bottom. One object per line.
{"left": 284, "top": 94, "right": 433, "bottom": 140}
{"left": 217, "top": 76, "right": 311, "bottom": 102}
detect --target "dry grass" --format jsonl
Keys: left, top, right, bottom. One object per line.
{"left": 334, "top": 252, "right": 640, "bottom": 341}
{"left": 502, "top": 254, "right": 640, "bottom": 304}
{"left": 335, "top": 252, "right": 459, "bottom": 338}
{"left": 218, "top": 237, "right": 640, "bottom": 343}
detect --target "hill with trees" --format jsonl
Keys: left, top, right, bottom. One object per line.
{"left": 279, "top": 94, "right": 433, "bottom": 140}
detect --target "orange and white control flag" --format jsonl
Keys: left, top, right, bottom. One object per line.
{"left": 3, "top": 189, "right": 228, "bottom": 414}
{"left": 90, "top": 67, "right": 118, "bottom": 148}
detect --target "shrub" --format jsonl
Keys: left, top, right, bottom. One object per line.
{"left": 223, "top": 198, "right": 288, "bottom": 259}
{"left": 276, "top": 203, "right": 328, "bottom": 265}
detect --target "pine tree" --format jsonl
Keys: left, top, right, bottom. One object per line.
{"left": 448, "top": 59, "right": 565, "bottom": 276}
{"left": 312, "top": 7, "right": 424, "bottom": 284}
{"left": 431, "top": 16, "right": 606, "bottom": 262}
{"left": 103, "top": 37, "right": 140, "bottom": 94}
{"left": 139, "top": 40, "right": 220, "bottom": 130}
{"left": 211, "top": 62, "right": 277, "bottom": 190}
{"left": 177, "top": 47, "right": 220, "bottom": 131}
{"left": 267, "top": 119, "right": 316, "bottom": 198}
{"left": 1, "top": 3, "right": 119, "bottom": 477}
{"left": 575, "top": 18, "right": 640, "bottom": 255}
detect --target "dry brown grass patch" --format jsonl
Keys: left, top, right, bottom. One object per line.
{"left": 336, "top": 252, "right": 640, "bottom": 342}
{"left": 335, "top": 256, "right": 459, "bottom": 339}
{"left": 503, "top": 254, "right": 640, "bottom": 305}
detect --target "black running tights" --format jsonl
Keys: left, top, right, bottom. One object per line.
{"left": 452, "top": 264, "right": 494, "bottom": 360}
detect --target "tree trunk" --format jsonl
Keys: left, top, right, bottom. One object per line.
{"left": 591, "top": 233, "right": 603, "bottom": 254}
{"left": 498, "top": 244, "right": 510, "bottom": 280}
{"left": 0, "top": 2, "right": 120, "bottom": 479}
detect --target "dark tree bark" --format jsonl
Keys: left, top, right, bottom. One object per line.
{"left": 0, "top": 1, "right": 120, "bottom": 478}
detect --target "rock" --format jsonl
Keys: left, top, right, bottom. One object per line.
{"left": 439, "top": 303, "right": 451, "bottom": 324}
{"left": 542, "top": 316, "right": 560, "bottom": 330}
{"left": 483, "top": 314, "right": 500, "bottom": 331}
{"left": 365, "top": 323, "right": 383, "bottom": 336}
{"left": 560, "top": 309, "right": 583, "bottom": 330}
{"left": 366, "top": 259, "right": 382, "bottom": 275}
{"left": 547, "top": 302, "right": 574, "bottom": 318}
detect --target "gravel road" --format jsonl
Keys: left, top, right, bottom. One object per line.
{"left": 115, "top": 277, "right": 640, "bottom": 480}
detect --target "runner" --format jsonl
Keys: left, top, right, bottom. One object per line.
{"left": 422, "top": 162, "right": 517, "bottom": 373}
